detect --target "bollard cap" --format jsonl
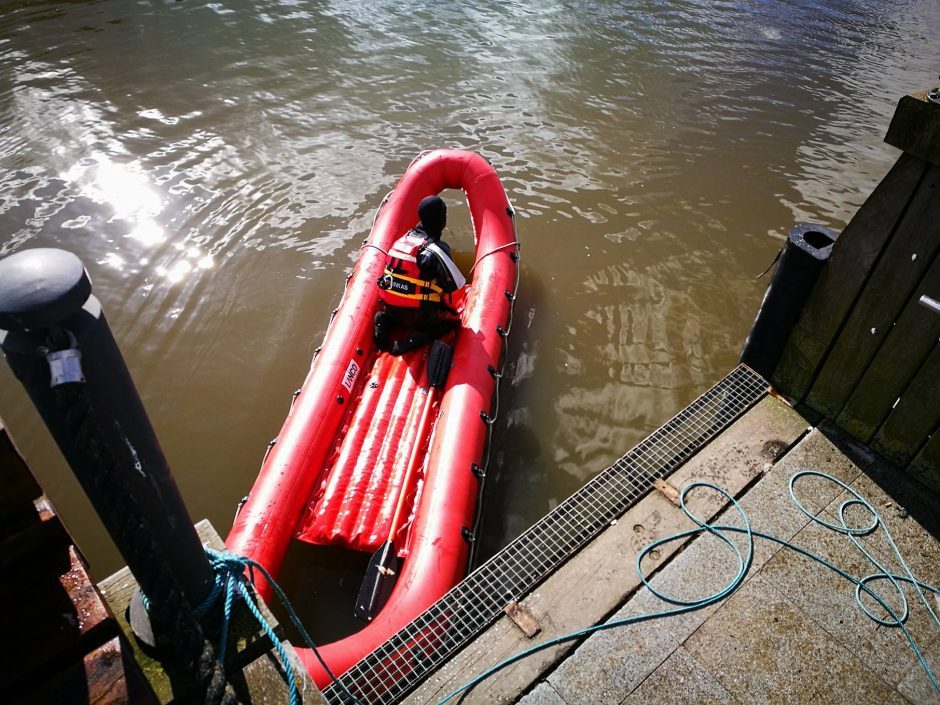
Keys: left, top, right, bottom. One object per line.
{"left": 0, "top": 248, "right": 92, "bottom": 332}
{"left": 787, "top": 224, "right": 839, "bottom": 261}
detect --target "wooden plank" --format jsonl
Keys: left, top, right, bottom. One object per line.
{"left": 0, "top": 505, "right": 70, "bottom": 571}
{"left": 772, "top": 153, "right": 927, "bottom": 400}
{"left": 406, "top": 396, "right": 808, "bottom": 704}
{"left": 907, "top": 430, "right": 940, "bottom": 493}
{"left": 0, "top": 424, "right": 44, "bottom": 537}
{"left": 505, "top": 602, "right": 542, "bottom": 638}
{"left": 805, "top": 163, "right": 940, "bottom": 419}
{"left": 234, "top": 649, "right": 328, "bottom": 705}
{"left": 1, "top": 546, "right": 119, "bottom": 691}
{"left": 884, "top": 86, "right": 940, "bottom": 166}
{"left": 837, "top": 251, "right": 940, "bottom": 441}
{"left": 0, "top": 420, "right": 157, "bottom": 704}
{"left": 12, "top": 635, "right": 158, "bottom": 705}
{"left": 870, "top": 342, "right": 940, "bottom": 467}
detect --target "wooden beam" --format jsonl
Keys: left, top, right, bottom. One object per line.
{"left": 12, "top": 635, "right": 157, "bottom": 705}
{"left": 806, "top": 164, "right": 940, "bottom": 418}
{"left": 772, "top": 154, "right": 927, "bottom": 400}
{"left": 907, "top": 430, "right": 940, "bottom": 493}
{"left": 837, "top": 251, "right": 940, "bottom": 441}
{"left": 885, "top": 85, "right": 940, "bottom": 166}
{"left": 0, "top": 420, "right": 157, "bottom": 705}
{"left": 2, "top": 546, "right": 118, "bottom": 691}
{"left": 871, "top": 342, "right": 940, "bottom": 468}
{"left": 0, "top": 424, "right": 43, "bottom": 536}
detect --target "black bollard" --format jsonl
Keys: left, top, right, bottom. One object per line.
{"left": 740, "top": 224, "right": 839, "bottom": 380}
{"left": 0, "top": 248, "right": 215, "bottom": 638}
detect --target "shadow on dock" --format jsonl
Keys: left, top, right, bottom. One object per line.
{"left": 1, "top": 421, "right": 157, "bottom": 705}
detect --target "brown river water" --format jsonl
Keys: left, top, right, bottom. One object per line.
{"left": 1, "top": 0, "right": 938, "bottom": 580}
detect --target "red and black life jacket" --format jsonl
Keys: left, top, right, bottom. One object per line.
{"left": 378, "top": 232, "right": 448, "bottom": 308}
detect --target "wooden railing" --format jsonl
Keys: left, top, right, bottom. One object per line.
{"left": 772, "top": 86, "right": 940, "bottom": 492}
{"left": 0, "top": 420, "right": 158, "bottom": 704}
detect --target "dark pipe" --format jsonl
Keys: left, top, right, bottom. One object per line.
{"left": 740, "top": 224, "right": 839, "bottom": 379}
{"left": 919, "top": 295, "right": 940, "bottom": 316}
{"left": 0, "top": 248, "right": 215, "bottom": 616}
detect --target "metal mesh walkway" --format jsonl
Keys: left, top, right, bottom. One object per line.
{"left": 323, "top": 364, "right": 768, "bottom": 704}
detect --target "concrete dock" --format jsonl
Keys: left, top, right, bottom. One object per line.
{"left": 409, "top": 395, "right": 940, "bottom": 705}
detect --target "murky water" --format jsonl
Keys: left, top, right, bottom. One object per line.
{"left": 1, "top": 0, "right": 938, "bottom": 577}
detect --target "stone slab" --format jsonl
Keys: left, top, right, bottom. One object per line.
{"left": 407, "top": 396, "right": 806, "bottom": 704}
{"left": 896, "top": 630, "right": 940, "bottom": 705}
{"left": 519, "top": 419, "right": 938, "bottom": 705}
{"left": 533, "top": 423, "right": 872, "bottom": 703}
{"left": 622, "top": 647, "right": 741, "bottom": 705}
{"left": 545, "top": 588, "right": 680, "bottom": 705}
{"left": 399, "top": 387, "right": 939, "bottom": 705}
{"left": 685, "top": 574, "right": 896, "bottom": 705}
{"left": 761, "top": 515, "right": 935, "bottom": 688}
{"left": 631, "top": 425, "right": 869, "bottom": 643}
{"left": 519, "top": 682, "right": 568, "bottom": 705}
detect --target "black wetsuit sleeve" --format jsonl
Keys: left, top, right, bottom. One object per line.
{"left": 417, "top": 243, "right": 459, "bottom": 293}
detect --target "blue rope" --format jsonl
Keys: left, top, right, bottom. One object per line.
{"left": 787, "top": 470, "right": 939, "bottom": 631}
{"left": 200, "top": 550, "right": 301, "bottom": 705}
{"left": 199, "top": 549, "right": 364, "bottom": 705}
{"left": 437, "top": 472, "right": 939, "bottom": 704}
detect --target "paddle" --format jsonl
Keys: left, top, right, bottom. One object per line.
{"left": 355, "top": 339, "right": 454, "bottom": 621}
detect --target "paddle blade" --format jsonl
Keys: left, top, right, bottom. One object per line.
{"left": 427, "top": 339, "right": 454, "bottom": 389}
{"left": 355, "top": 541, "right": 402, "bottom": 621}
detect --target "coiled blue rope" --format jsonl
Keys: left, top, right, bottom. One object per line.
{"left": 437, "top": 471, "right": 939, "bottom": 704}
{"left": 195, "top": 549, "right": 363, "bottom": 705}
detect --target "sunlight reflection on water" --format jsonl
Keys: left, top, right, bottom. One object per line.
{"left": 0, "top": 0, "right": 938, "bottom": 572}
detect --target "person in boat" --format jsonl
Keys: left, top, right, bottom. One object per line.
{"left": 374, "top": 195, "right": 466, "bottom": 356}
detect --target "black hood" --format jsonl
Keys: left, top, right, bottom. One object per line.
{"left": 417, "top": 195, "right": 447, "bottom": 239}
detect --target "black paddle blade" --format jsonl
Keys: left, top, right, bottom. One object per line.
{"left": 355, "top": 540, "right": 402, "bottom": 621}
{"left": 427, "top": 339, "right": 454, "bottom": 389}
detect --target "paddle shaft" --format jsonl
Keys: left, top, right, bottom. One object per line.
{"left": 388, "top": 383, "right": 438, "bottom": 541}
{"left": 354, "top": 398, "right": 435, "bottom": 624}
{"left": 355, "top": 340, "right": 454, "bottom": 622}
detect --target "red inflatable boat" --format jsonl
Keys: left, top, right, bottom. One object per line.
{"left": 225, "top": 150, "right": 519, "bottom": 687}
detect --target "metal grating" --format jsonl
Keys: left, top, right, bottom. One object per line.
{"left": 323, "top": 364, "right": 768, "bottom": 704}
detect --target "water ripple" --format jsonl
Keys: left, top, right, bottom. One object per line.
{"left": 1, "top": 0, "right": 938, "bottom": 572}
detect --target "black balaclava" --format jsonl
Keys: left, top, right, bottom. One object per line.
{"left": 417, "top": 195, "right": 447, "bottom": 240}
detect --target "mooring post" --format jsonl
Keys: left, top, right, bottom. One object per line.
{"left": 0, "top": 248, "right": 216, "bottom": 630}
{"left": 740, "top": 224, "right": 839, "bottom": 380}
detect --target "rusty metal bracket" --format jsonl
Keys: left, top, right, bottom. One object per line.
{"left": 652, "top": 479, "right": 681, "bottom": 507}
{"left": 504, "top": 601, "right": 542, "bottom": 638}
{"left": 768, "top": 387, "right": 794, "bottom": 407}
